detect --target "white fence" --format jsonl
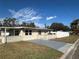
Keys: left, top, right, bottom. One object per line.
{"left": 52, "top": 31, "right": 69, "bottom": 38}
{"left": 56, "top": 31, "right": 69, "bottom": 38}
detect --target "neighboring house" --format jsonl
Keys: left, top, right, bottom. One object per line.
{"left": 0, "top": 27, "right": 69, "bottom": 43}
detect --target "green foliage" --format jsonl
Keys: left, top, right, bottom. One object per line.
{"left": 21, "top": 22, "right": 27, "bottom": 26}
{"left": 27, "top": 22, "right": 35, "bottom": 27}
{"left": 50, "top": 23, "right": 70, "bottom": 31}
{"left": 21, "top": 22, "right": 36, "bottom": 27}
{"left": 70, "top": 19, "right": 79, "bottom": 34}
{"left": 3, "top": 18, "right": 17, "bottom": 27}
{"left": 70, "top": 19, "right": 79, "bottom": 30}
{"left": 1, "top": 17, "right": 36, "bottom": 27}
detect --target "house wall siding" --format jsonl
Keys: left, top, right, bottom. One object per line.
{"left": 0, "top": 30, "right": 69, "bottom": 43}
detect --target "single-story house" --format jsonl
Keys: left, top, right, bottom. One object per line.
{"left": 0, "top": 27, "right": 69, "bottom": 43}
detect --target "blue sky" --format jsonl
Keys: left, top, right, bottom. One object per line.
{"left": 0, "top": 0, "right": 79, "bottom": 27}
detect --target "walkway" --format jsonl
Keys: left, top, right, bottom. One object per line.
{"left": 28, "top": 39, "right": 72, "bottom": 53}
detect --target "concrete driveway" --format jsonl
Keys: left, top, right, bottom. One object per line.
{"left": 28, "top": 39, "right": 72, "bottom": 53}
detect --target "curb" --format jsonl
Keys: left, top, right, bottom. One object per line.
{"left": 60, "top": 39, "right": 79, "bottom": 59}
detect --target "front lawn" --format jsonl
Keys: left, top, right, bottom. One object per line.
{"left": 0, "top": 41, "right": 63, "bottom": 59}
{"left": 51, "top": 35, "right": 79, "bottom": 43}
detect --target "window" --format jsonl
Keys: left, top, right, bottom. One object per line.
{"left": 48, "top": 31, "right": 52, "bottom": 35}
{"left": 25, "top": 30, "right": 32, "bottom": 35}
{"left": 8, "top": 29, "right": 20, "bottom": 36}
{"left": 29, "top": 30, "right": 32, "bottom": 35}
{"left": 38, "top": 31, "right": 41, "bottom": 35}
{"left": 25, "top": 30, "right": 28, "bottom": 35}
{"left": 15, "top": 30, "right": 20, "bottom": 36}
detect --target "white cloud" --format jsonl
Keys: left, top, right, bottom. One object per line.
{"left": 9, "top": 9, "right": 16, "bottom": 15}
{"left": 31, "top": 16, "right": 42, "bottom": 20}
{"left": 9, "top": 8, "right": 42, "bottom": 23}
{"left": 46, "top": 16, "right": 57, "bottom": 20}
{"left": 35, "top": 22, "right": 44, "bottom": 28}
{"left": 9, "top": 8, "right": 57, "bottom": 28}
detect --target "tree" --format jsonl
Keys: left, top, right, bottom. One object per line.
{"left": 21, "top": 22, "right": 27, "bottom": 26}
{"left": 0, "top": 21, "right": 3, "bottom": 26}
{"left": 46, "top": 25, "right": 50, "bottom": 29}
{"left": 26, "top": 22, "right": 36, "bottom": 27}
{"left": 21, "top": 22, "right": 36, "bottom": 27}
{"left": 63, "top": 26, "right": 70, "bottom": 31}
{"left": 3, "top": 18, "right": 17, "bottom": 27}
{"left": 70, "top": 19, "right": 79, "bottom": 34}
{"left": 50, "top": 23, "right": 70, "bottom": 31}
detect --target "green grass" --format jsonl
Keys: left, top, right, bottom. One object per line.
{"left": 51, "top": 35, "right": 79, "bottom": 43}
{"left": 0, "top": 41, "right": 63, "bottom": 59}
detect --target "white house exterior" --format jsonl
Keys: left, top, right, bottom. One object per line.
{"left": 0, "top": 27, "right": 70, "bottom": 43}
